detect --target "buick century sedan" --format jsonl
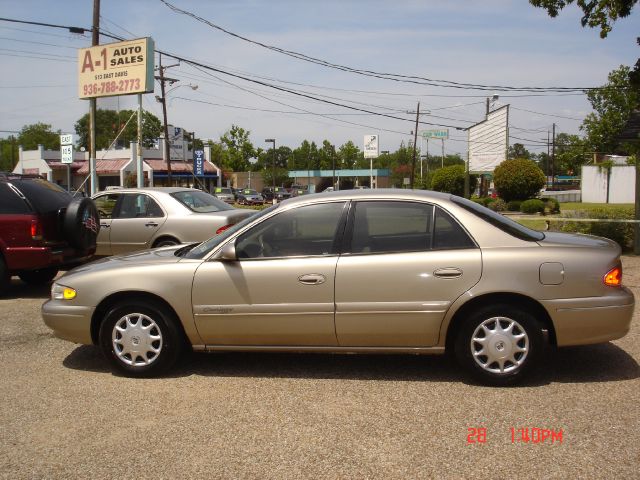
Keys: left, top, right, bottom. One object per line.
{"left": 42, "top": 189, "right": 634, "bottom": 385}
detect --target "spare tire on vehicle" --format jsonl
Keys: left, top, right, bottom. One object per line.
{"left": 63, "top": 198, "right": 100, "bottom": 251}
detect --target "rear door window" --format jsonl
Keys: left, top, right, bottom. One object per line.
{"left": 0, "top": 183, "right": 31, "bottom": 214}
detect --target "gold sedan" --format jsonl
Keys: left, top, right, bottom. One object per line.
{"left": 43, "top": 189, "right": 634, "bottom": 385}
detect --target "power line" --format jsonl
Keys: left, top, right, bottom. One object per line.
{"left": 158, "top": 0, "right": 611, "bottom": 94}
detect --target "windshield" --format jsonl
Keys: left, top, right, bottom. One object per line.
{"left": 451, "top": 195, "right": 545, "bottom": 241}
{"left": 171, "top": 190, "right": 234, "bottom": 213}
{"left": 183, "top": 204, "right": 278, "bottom": 259}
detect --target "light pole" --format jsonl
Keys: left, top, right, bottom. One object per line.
{"left": 155, "top": 53, "right": 197, "bottom": 186}
{"left": 265, "top": 138, "right": 276, "bottom": 193}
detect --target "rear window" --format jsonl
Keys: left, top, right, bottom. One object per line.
{"left": 0, "top": 183, "right": 31, "bottom": 214}
{"left": 171, "top": 190, "right": 234, "bottom": 213}
{"left": 10, "top": 179, "right": 71, "bottom": 213}
{"left": 215, "top": 188, "right": 233, "bottom": 194}
{"left": 451, "top": 195, "right": 544, "bottom": 241}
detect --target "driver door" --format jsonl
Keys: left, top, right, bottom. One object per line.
{"left": 191, "top": 201, "right": 348, "bottom": 346}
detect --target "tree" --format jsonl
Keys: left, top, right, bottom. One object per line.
{"left": 0, "top": 136, "right": 18, "bottom": 171}
{"left": 74, "top": 109, "right": 162, "bottom": 150}
{"left": 219, "top": 125, "right": 257, "bottom": 172}
{"left": 431, "top": 165, "right": 477, "bottom": 196}
{"left": 338, "top": 141, "right": 362, "bottom": 169}
{"left": 17, "top": 123, "right": 61, "bottom": 150}
{"left": 554, "top": 133, "right": 588, "bottom": 175}
{"left": 582, "top": 65, "right": 640, "bottom": 155}
{"left": 508, "top": 143, "right": 531, "bottom": 160}
{"left": 494, "top": 159, "right": 546, "bottom": 202}
{"left": 529, "top": 0, "right": 637, "bottom": 38}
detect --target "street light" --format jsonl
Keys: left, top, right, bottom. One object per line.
{"left": 155, "top": 73, "right": 199, "bottom": 186}
{"left": 265, "top": 138, "right": 276, "bottom": 193}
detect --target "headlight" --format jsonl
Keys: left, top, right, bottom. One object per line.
{"left": 51, "top": 283, "right": 77, "bottom": 300}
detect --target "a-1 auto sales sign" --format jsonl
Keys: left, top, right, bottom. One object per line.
{"left": 78, "top": 37, "right": 155, "bottom": 99}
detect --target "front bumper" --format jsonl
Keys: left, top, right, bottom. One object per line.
{"left": 541, "top": 287, "right": 635, "bottom": 346}
{"left": 42, "top": 300, "right": 95, "bottom": 345}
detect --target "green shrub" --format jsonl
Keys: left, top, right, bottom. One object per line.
{"left": 520, "top": 199, "right": 545, "bottom": 214}
{"left": 488, "top": 198, "right": 507, "bottom": 212}
{"left": 544, "top": 198, "right": 560, "bottom": 214}
{"left": 493, "top": 159, "right": 545, "bottom": 202}
{"left": 555, "top": 206, "right": 634, "bottom": 250}
{"left": 507, "top": 200, "right": 522, "bottom": 212}
{"left": 431, "top": 165, "right": 477, "bottom": 197}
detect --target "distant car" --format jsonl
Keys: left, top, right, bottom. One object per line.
{"left": 213, "top": 187, "right": 235, "bottom": 204}
{"left": 91, "top": 187, "right": 254, "bottom": 256}
{"left": 262, "top": 187, "right": 291, "bottom": 202}
{"left": 0, "top": 172, "right": 99, "bottom": 293}
{"left": 236, "top": 189, "right": 264, "bottom": 205}
{"left": 43, "top": 189, "right": 633, "bottom": 385}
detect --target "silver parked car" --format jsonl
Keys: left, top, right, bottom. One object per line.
{"left": 43, "top": 189, "right": 634, "bottom": 385}
{"left": 91, "top": 187, "right": 254, "bottom": 256}
{"left": 212, "top": 187, "right": 236, "bottom": 204}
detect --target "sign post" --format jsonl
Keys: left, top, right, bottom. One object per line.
{"left": 60, "top": 134, "right": 74, "bottom": 192}
{"left": 364, "top": 134, "right": 379, "bottom": 188}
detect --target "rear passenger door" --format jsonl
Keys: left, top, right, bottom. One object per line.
{"left": 334, "top": 201, "right": 482, "bottom": 347}
{"left": 108, "top": 193, "right": 167, "bottom": 255}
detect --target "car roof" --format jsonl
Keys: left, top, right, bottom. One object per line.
{"left": 279, "top": 188, "right": 453, "bottom": 207}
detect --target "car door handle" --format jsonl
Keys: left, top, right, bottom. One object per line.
{"left": 100, "top": 223, "right": 110, "bottom": 228}
{"left": 434, "top": 267, "right": 463, "bottom": 278}
{"left": 145, "top": 222, "right": 159, "bottom": 228}
{"left": 298, "top": 274, "right": 326, "bottom": 285}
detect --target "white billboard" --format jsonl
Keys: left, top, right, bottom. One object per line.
{"left": 469, "top": 105, "right": 509, "bottom": 173}
{"left": 78, "top": 37, "right": 155, "bottom": 99}
{"left": 364, "top": 134, "right": 379, "bottom": 159}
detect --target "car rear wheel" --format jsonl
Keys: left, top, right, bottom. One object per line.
{"left": 0, "top": 257, "right": 9, "bottom": 295}
{"left": 99, "top": 300, "right": 184, "bottom": 377}
{"left": 153, "top": 237, "right": 179, "bottom": 248}
{"left": 18, "top": 267, "right": 59, "bottom": 285}
{"left": 455, "top": 305, "right": 544, "bottom": 386}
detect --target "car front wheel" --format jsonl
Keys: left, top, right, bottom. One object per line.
{"left": 455, "top": 305, "right": 544, "bottom": 386}
{"left": 99, "top": 301, "right": 184, "bottom": 377}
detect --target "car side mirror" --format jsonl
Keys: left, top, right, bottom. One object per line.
{"left": 217, "top": 242, "right": 237, "bottom": 261}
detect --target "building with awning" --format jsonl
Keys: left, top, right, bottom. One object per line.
{"left": 13, "top": 140, "right": 221, "bottom": 193}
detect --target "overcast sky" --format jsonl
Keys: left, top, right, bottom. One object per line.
{"left": 1, "top": 0, "right": 638, "bottom": 157}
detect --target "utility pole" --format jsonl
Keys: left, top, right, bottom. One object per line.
{"left": 89, "top": 0, "right": 100, "bottom": 195}
{"left": 410, "top": 101, "right": 420, "bottom": 189}
{"left": 551, "top": 123, "right": 556, "bottom": 189}
{"left": 158, "top": 53, "right": 172, "bottom": 186}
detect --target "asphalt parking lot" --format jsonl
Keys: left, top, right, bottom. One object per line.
{"left": 1, "top": 258, "right": 639, "bottom": 478}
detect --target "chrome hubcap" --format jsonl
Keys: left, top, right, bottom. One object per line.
{"left": 112, "top": 313, "right": 163, "bottom": 367}
{"left": 470, "top": 316, "right": 529, "bottom": 374}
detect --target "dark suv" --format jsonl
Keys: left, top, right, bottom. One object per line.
{"left": 0, "top": 173, "right": 100, "bottom": 293}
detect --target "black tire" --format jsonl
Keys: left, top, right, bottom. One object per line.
{"left": 154, "top": 238, "right": 179, "bottom": 248}
{"left": 454, "top": 304, "right": 544, "bottom": 386}
{"left": 98, "top": 300, "right": 184, "bottom": 377}
{"left": 0, "top": 256, "right": 9, "bottom": 295}
{"left": 63, "top": 198, "right": 100, "bottom": 251}
{"left": 18, "top": 267, "right": 59, "bottom": 285}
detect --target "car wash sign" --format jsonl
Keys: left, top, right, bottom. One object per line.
{"left": 78, "top": 37, "right": 155, "bottom": 99}
{"left": 364, "top": 134, "right": 379, "bottom": 158}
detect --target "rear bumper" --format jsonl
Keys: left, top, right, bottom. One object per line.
{"left": 541, "top": 287, "right": 635, "bottom": 346}
{"left": 41, "top": 300, "right": 94, "bottom": 344}
{"left": 5, "top": 246, "right": 94, "bottom": 272}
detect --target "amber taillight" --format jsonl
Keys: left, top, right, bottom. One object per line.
{"left": 216, "top": 224, "right": 233, "bottom": 235}
{"left": 30, "top": 219, "right": 42, "bottom": 241}
{"left": 604, "top": 266, "right": 622, "bottom": 287}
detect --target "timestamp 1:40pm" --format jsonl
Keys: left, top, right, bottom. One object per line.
{"left": 467, "top": 427, "right": 564, "bottom": 444}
